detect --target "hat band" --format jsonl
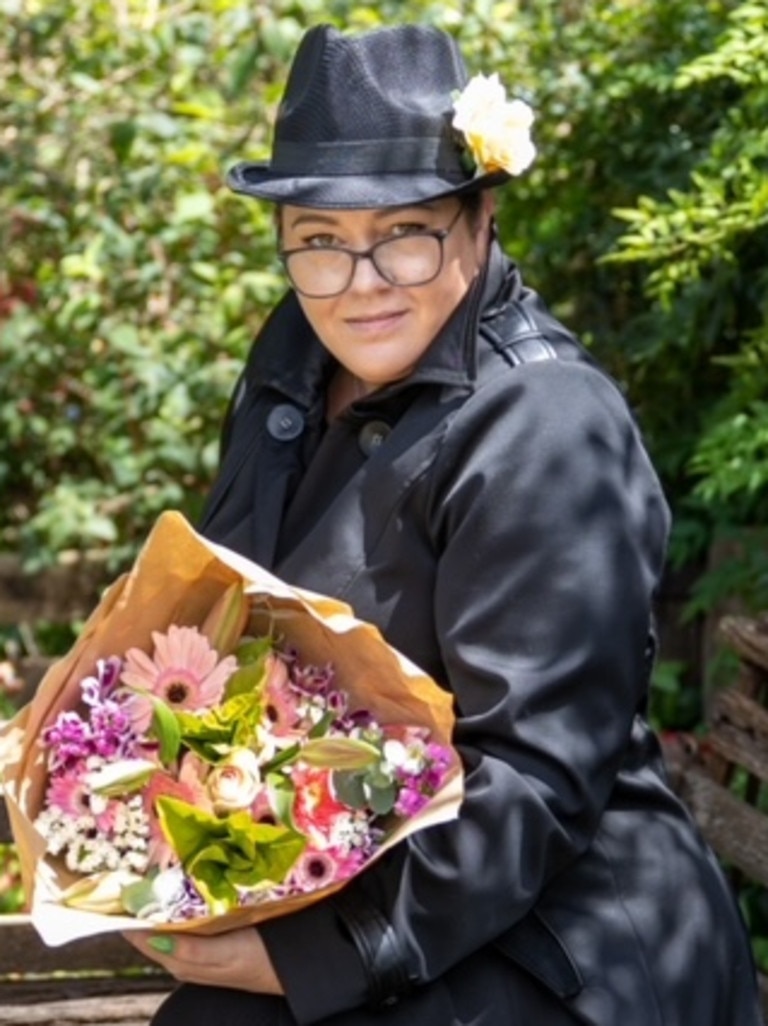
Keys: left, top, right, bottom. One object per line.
{"left": 270, "top": 136, "right": 465, "bottom": 178}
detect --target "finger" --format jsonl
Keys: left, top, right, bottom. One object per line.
{"left": 122, "top": 930, "right": 177, "bottom": 963}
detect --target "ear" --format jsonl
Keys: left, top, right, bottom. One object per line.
{"left": 481, "top": 190, "right": 497, "bottom": 219}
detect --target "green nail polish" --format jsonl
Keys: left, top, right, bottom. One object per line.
{"left": 148, "top": 935, "right": 175, "bottom": 955}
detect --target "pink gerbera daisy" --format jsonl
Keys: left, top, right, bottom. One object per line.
{"left": 290, "top": 848, "right": 339, "bottom": 892}
{"left": 262, "top": 654, "right": 301, "bottom": 734}
{"left": 121, "top": 625, "right": 237, "bottom": 734}
{"left": 46, "top": 768, "right": 121, "bottom": 834}
{"left": 46, "top": 767, "right": 91, "bottom": 818}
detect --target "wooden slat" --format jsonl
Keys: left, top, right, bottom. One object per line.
{"left": 720, "top": 615, "right": 768, "bottom": 673}
{"left": 0, "top": 916, "right": 170, "bottom": 985}
{"left": 0, "top": 553, "right": 111, "bottom": 625}
{"left": 3, "top": 655, "right": 55, "bottom": 709}
{"left": 711, "top": 688, "right": 768, "bottom": 743}
{"left": 0, "top": 992, "right": 168, "bottom": 1023}
{"left": 0, "top": 801, "right": 169, "bottom": 1003}
{"left": 705, "top": 722, "right": 768, "bottom": 787}
{"left": 678, "top": 766, "right": 768, "bottom": 887}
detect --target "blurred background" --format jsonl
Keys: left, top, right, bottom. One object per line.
{"left": 0, "top": 0, "right": 767, "bottom": 742}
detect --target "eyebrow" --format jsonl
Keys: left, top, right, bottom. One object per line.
{"left": 285, "top": 202, "right": 441, "bottom": 232}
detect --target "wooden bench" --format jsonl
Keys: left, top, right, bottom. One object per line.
{"left": 0, "top": 796, "right": 171, "bottom": 1022}
{"left": 0, "top": 554, "right": 171, "bottom": 1022}
{"left": 665, "top": 612, "right": 768, "bottom": 1021}
{"left": 0, "top": 675, "right": 173, "bottom": 1021}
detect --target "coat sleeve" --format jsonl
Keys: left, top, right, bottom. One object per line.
{"left": 259, "top": 357, "right": 671, "bottom": 1022}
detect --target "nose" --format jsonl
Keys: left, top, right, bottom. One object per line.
{"left": 348, "top": 252, "right": 390, "bottom": 292}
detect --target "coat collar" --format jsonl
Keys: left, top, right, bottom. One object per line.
{"left": 200, "top": 240, "right": 520, "bottom": 562}
{"left": 245, "top": 238, "right": 518, "bottom": 410}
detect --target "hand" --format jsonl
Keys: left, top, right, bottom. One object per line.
{"left": 123, "top": 926, "right": 284, "bottom": 994}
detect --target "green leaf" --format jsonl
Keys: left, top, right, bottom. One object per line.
{"left": 308, "top": 711, "right": 334, "bottom": 738}
{"left": 109, "top": 120, "right": 136, "bottom": 163}
{"left": 174, "top": 690, "right": 262, "bottom": 761}
{"left": 155, "top": 797, "right": 305, "bottom": 913}
{"left": 331, "top": 771, "right": 368, "bottom": 810}
{"left": 120, "top": 872, "right": 161, "bottom": 916}
{"left": 265, "top": 772, "right": 296, "bottom": 827}
{"left": 226, "top": 636, "right": 275, "bottom": 696}
{"left": 224, "top": 659, "right": 268, "bottom": 701}
{"left": 367, "top": 764, "right": 395, "bottom": 789}
{"left": 367, "top": 781, "right": 398, "bottom": 816}
{"left": 152, "top": 698, "right": 183, "bottom": 765}
{"left": 173, "top": 192, "right": 215, "bottom": 223}
{"left": 261, "top": 742, "right": 301, "bottom": 775}
{"left": 174, "top": 711, "right": 233, "bottom": 763}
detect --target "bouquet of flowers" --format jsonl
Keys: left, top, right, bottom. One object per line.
{"left": 0, "top": 513, "right": 462, "bottom": 945}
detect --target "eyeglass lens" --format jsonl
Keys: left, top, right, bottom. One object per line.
{"left": 285, "top": 234, "right": 443, "bottom": 298}
{"left": 281, "top": 206, "right": 464, "bottom": 298}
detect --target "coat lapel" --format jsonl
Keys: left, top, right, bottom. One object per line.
{"left": 199, "top": 394, "right": 309, "bottom": 567}
{"left": 275, "top": 386, "right": 467, "bottom": 598}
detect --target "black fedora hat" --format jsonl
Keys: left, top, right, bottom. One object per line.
{"left": 226, "top": 23, "right": 512, "bottom": 209}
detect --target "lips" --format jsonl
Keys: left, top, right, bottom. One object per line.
{"left": 345, "top": 310, "right": 407, "bottom": 335}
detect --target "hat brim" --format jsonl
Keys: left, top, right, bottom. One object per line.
{"left": 225, "top": 162, "right": 510, "bottom": 209}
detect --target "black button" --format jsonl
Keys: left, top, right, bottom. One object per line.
{"left": 266, "top": 403, "right": 304, "bottom": 441}
{"left": 358, "top": 420, "right": 391, "bottom": 457}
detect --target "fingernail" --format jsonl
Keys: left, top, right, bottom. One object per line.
{"left": 148, "top": 935, "right": 175, "bottom": 955}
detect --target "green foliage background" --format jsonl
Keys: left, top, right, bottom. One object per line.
{"left": 2, "top": 0, "right": 768, "bottom": 957}
{"left": 1, "top": 0, "right": 767, "bottom": 616}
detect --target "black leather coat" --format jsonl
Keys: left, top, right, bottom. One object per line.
{"left": 199, "top": 244, "right": 760, "bottom": 1026}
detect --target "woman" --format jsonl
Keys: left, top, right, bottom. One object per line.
{"left": 127, "top": 22, "right": 761, "bottom": 1026}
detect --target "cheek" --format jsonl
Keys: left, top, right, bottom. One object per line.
{"left": 429, "top": 260, "right": 478, "bottom": 320}
{"left": 295, "top": 297, "right": 338, "bottom": 348}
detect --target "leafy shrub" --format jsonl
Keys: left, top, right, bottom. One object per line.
{"left": 2, "top": 0, "right": 766, "bottom": 636}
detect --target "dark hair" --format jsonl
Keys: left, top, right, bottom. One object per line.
{"left": 460, "top": 190, "right": 484, "bottom": 226}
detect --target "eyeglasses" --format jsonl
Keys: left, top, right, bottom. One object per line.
{"left": 279, "top": 206, "right": 464, "bottom": 299}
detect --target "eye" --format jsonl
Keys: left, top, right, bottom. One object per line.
{"left": 387, "top": 220, "right": 431, "bottom": 239}
{"left": 303, "top": 232, "right": 339, "bottom": 249}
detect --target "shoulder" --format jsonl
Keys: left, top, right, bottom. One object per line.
{"left": 476, "top": 277, "right": 604, "bottom": 378}
{"left": 427, "top": 284, "right": 663, "bottom": 505}
{"left": 463, "top": 281, "right": 634, "bottom": 440}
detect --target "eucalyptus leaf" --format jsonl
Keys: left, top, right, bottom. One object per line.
{"left": 331, "top": 771, "right": 368, "bottom": 810}
{"left": 367, "top": 764, "right": 395, "bottom": 789}
{"left": 367, "top": 781, "right": 398, "bottom": 816}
